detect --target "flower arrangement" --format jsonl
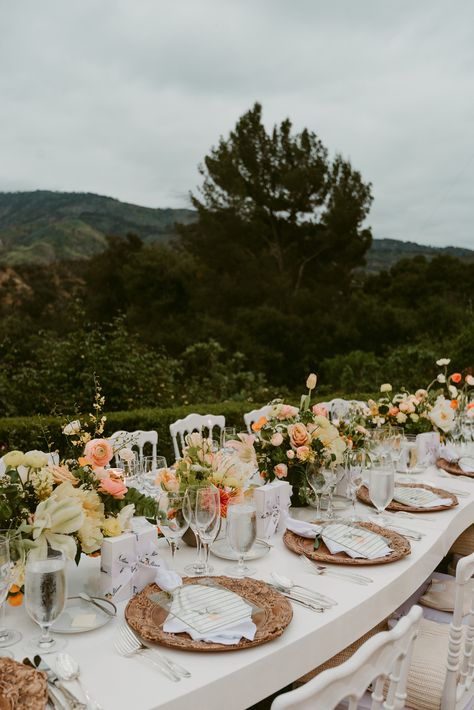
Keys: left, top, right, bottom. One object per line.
{"left": 251, "top": 374, "right": 347, "bottom": 500}
{"left": 157, "top": 433, "right": 254, "bottom": 517}
{"left": 365, "top": 359, "right": 474, "bottom": 436}
{"left": 0, "top": 390, "right": 157, "bottom": 564}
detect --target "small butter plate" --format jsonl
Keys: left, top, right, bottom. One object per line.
{"left": 52, "top": 595, "right": 116, "bottom": 634}
{"left": 211, "top": 538, "right": 271, "bottom": 561}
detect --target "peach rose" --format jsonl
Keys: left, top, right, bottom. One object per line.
{"left": 388, "top": 406, "right": 399, "bottom": 416}
{"left": 48, "top": 464, "right": 78, "bottom": 486}
{"left": 398, "top": 401, "right": 415, "bottom": 414}
{"left": 274, "top": 404, "right": 299, "bottom": 420}
{"left": 83, "top": 438, "right": 113, "bottom": 468}
{"left": 155, "top": 468, "right": 180, "bottom": 493}
{"left": 99, "top": 477, "right": 127, "bottom": 499}
{"left": 274, "top": 463, "right": 288, "bottom": 479}
{"left": 296, "top": 446, "right": 311, "bottom": 461}
{"left": 450, "top": 373, "right": 462, "bottom": 384}
{"left": 288, "top": 423, "right": 310, "bottom": 448}
{"left": 312, "top": 404, "right": 328, "bottom": 417}
{"left": 270, "top": 432, "right": 283, "bottom": 446}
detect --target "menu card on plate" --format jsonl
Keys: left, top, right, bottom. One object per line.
{"left": 322, "top": 523, "right": 391, "bottom": 560}
{"left": 149, "top": 582, "right": 254, "bottom": 635}
{"left": 393, "top": 486, "right": 450, "bottom": 508}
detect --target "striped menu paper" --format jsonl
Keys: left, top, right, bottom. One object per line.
{"left": 322, "top": 523, "right": 391, "bottom": 560}
{"left": 393, "top": 486, "right": 446, "bottom": 507}
{"left": 150, "top": 583, "right": 254, "bottom": 634}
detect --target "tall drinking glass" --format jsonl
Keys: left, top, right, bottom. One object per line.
{"left": 25, "top": 548, "right": 67, "bottom": 653}
{"left": 345, "top": 450, "right": 366, "bottom": 521}
{"left": 0, "top": 530, "right": 25, "bottom": 648}
{"left": 306, "top": 464, "right": 326, "bottom": 521}
{"left": 195, "top": 486, "right": 221, "bottom": 575}
{"left": 157, "top": 493, "right": 189, "bottom": 565}
{"left": 182, "top": 486, "right": 207, "bottom": 575}
{"left": 388, "top": 427, "right": 405, "bottom": 472}
{"left": 368, "top": 460, "right": 394, "bottom": 526}
{"left": 220, "top": 427, "right": 237, "bottom": 451}
{"left": 225, "top": 495, "right": 257, "bottom": 577}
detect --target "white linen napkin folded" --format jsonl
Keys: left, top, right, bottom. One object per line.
{"left": 285, "top": 517, "right": 391, "bottom": 559}
{"left": 156, "top": 566, "right": 256, "bottom": 645}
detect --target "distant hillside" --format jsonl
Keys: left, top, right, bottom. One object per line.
{"left": 0, "top": 190, "right": 195, "bottom": 265}
{"left": 0, "top": 190, "right": 473, "bottom": 270}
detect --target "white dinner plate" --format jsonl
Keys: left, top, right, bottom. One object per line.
{"left": 210, "top": 538, "right": 271, "bottom": 561}
{"left": 52, "top": 596, "right": 116, "bottom": 634}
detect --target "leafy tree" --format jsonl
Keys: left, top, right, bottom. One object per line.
{"left": 180, "top": 102, "right": 373, "bottom": 304}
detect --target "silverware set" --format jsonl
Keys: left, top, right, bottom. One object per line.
{"left": 299, "top": 554, "right": 373, "bottom": 585}
{"left": 23, "top": 655, "right": 87, "bottom": 710}
{"left": 114, "top": 623, "right": 191, "bottom": 682}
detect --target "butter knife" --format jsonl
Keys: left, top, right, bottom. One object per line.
{"left": 33, "top": 655, "right": 87, "bottom": 709}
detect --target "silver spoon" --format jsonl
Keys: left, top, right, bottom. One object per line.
{"left": 56, "top": 653, "right": 104, "bottom": 710}
{"left": 270, "top": 572, "right": 337, "bottom": 607}
{"left": 78, "top": 592, "right": 116, "bottom": 617}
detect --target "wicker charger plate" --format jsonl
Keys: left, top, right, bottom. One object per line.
{"left": 125, "top": 576, "right": 293, "bottom": 652}
{"left": 437, "top": 457, "right": 474, "bottom": 478}
{"left": 284, "top": 521, "right": 410, "bottom": 566}
{"left": 357, "top": 482, "right": 458, "bottom": 512}
{"left": 0, "top": 658, "right": 48, "bottom": 710}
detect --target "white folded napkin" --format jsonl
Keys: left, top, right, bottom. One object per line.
{"left": 155, "top": 564, "right": 182, "bottom": 593}
{"left": 459, "top": 456, "right": 474, "bottom": 473}
{"left": 285, "top": 517, "right": 391, "bottom": 559}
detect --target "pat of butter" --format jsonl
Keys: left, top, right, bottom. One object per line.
{"left": 430, "top": 582, "right": 446, "bottom": 593}
{"left": 71, "top": 613, "right": 97, "bottom": 628}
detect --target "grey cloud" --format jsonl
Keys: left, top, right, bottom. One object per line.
{"left": 0, "top": 0, "right": 473, "bottom": 247}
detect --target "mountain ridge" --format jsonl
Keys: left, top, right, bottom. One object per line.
{"left": 0, "top": 190, "right": 472, "bottom": 271}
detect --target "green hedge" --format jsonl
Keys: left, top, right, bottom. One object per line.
{"left": 0, "top": 401, "right": 266, "bottom": 464}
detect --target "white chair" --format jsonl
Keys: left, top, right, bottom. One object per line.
{"left": 169, "top": 413, "right": 225, "bottom": 460}
{"left": 109, "top": 430, "right": 158, "bottom": 468}
{"left": 271, "top": 605, "right": 422, "bottom": 710}
{"left": 244, "top": 405, "right": 272, "bottom": 433}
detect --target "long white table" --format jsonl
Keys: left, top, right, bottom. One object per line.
{"left": 7, "top": 466, "right": 474, "bottom": 710}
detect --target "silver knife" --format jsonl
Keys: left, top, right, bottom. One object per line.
{"left": 33, "top": 655, "right": 87, "bottom": 709}
{"left": 23, "top": 658, "right": 67, "bottom": 710}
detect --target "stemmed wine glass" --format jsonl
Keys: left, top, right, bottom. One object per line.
{"left": 368, "top": 458, "right": 394, "bottom": 526}
{"left": 195, "top": 486, "right": 221, "bottom": 575}
{"left": 225, "top": 493, "right": 257, "bottom": 578}
{"left": 368, "top": 428, "right": 391, "bottom": 463}
{"left": 387, "top": 427, "right": 405, "bottom": 472}
{"left": 157, "top": 492, "right": 189, "bottom": 565}
{"left": 182, "top": 486, "right": 206, "bottom": 575}
{"left": 322, "top": 466, "right": 346, "bottom": 519}
{"left": 306, "top": 463, "right": 326, "bottom": 521}
{"left": 345, "top": 450, "right": 366, "bottom": 522}
{"left": 25, "top": 547, "right": 67, "bottom": 653}
{"left": 220, "top": 427, "right": 237, "bottom": 452}
{"left": 0, "top": 530, "right": 26, "bottom": 649}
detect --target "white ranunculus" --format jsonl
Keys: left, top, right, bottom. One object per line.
{"left": 437, "top": 374, "right": 446, "bottom": 384}
{"left": 466, "top": 375, "right": 474, "bottom": 386}
{"left": 3, "top": 450, "right": 25, "bottom": 468}
{"left": 429, "top": 399, "right": 455, "bottom": 433}
{"left": 62, "top": 420, "right": 81, "bottom": 436}
{"left": 436, "top": 358, "right": 451, "bottom": 366}
{"left": 380, "top": 383, "right": 392, "bottom": 393}
{"left": 118, "top": 447, "right": 135, "bottom": 463}
{"left": 23, "top": 450, "right": 49, "bottom": 469}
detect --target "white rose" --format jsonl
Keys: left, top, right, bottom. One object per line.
{"left": 466, "top": 375, "right": 474, "bottom": 386}
{"left": 62, "top": 420, "right": 81, "bottom": 436}
{"left": 448, "top": 385, "right": 458, "bottom": 398}
{"left": 380, "top": 383, "right": 392, "bottom": 393}
{"left": 437, "top": 374, "right": 446, "bottom": 384}
{"left": 429, "top": 400, "right": 455, "bottom": 433}
{"left": 23, "top": 450, "right": 49, "bottom": 469}
{"left": 118, "top": 447, "right": 135, "bottom": 463}
{"left": 436, "top": 358, "right": 451, "bottom": 366}
{"left": 3, "top": 450, "right": 25, "bottom": 468}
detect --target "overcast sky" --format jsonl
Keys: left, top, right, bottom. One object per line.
{"left": 1, "top": 0, "right": 473, "bottom": 248}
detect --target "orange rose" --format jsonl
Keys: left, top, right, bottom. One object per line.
{"left": 450, "top": 400, "right": 459, "bottom": 409}
{"left": 252, "top": 416, "right": 268, "bottom": 432}
{"left": 450, "top": 373, "right": 462, "bottom": 384}
{"left": 84, "top": 438, "right": 113, "bottom": 468}
{"left": 288, "top": 423, "right": 310, "bottom": 448}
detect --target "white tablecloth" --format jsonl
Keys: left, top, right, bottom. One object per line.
{"left": 7, "top": 466, "right": 474, "bottom": 710}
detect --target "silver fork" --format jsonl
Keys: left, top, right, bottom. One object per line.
{"left": 299, "top": 555, "right": 373, "bottom": 584}
{"left": 121, "top": 623, "right": 191, "bottom": 679}
{"left": 114, "top": 625, "right": 181, "bottom": 682}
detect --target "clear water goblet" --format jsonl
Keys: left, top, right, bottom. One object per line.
{"left": 182, "top": 486, "right": 207, "bottom": 575}
{"left": 306, "top": 463, "right": 326, "bottom": 521}
{"left": 368, "top": 458, "right": 395, "bottom": 526}
{"left": 225, "top": 493, "right": 257, "bottom": 577}
{"left": 157, "top": 492, "right": 188, "bottom": 565}
{"left": 25, "top": 548, "right": 67, "bottom": 653}
{"left": 195, "top": 486, "right": 221, "bottom": 575}
{"left": 0, "top": 530, "right": 26, "bottom": 648}
{"left": 345, "top": 450, "right": 366, "bottom": 521}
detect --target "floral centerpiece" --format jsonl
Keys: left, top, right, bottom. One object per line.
{"left": 251, "top": 374, "right": 347, "bottom": 505}
{"left": 156, "top": 432, "right": 254, "bottom": 518}
{"left": 365, "top": 359, "right": 474, "bottom": 437}
{"left": 0, "top": 392, "right": 157, "bottom": 567}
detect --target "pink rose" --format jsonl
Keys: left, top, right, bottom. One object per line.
{"left": 399, "top": 401, "right": 415, "bottom": 414}
{"left": 271, "top": 432, "right": 283, "bottom": 446}
{"left": 84, "top": 438, "right": 113, "bottom": 468}
{"left": 312, "top": 404, "right": 328, "bottom": 417}
{"left": 275, "top": 404, "right": 299, "bottom": 420}
{"left": 388, "top": 406, "right": 399, "bottom": 416}
{"left": 274, "top": 463, "right": 288, "bottom": 479}
{"left": 286, "top": 449, "right": 295, "bottom": 459}
{"left": 155, "top": 468, "right": 180, "bottom": 493}
{"left": 99, "top": 476, "right": 128, "bottom": 499}
{"left": 296, "top": 446, "right": 311, "bottom": 461}
{"left": 288, "top": 423, "right": 310, "bottom": 448}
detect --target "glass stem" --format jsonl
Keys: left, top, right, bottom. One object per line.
{"left": 202, "top": 543, "right": 209, "bottom": 573}
{"left": 315, "top": 494, "right": 321, "bottom": 521}
{"left": 0, "top": 602, "right": 7, "bottom": 642}
{"left": 39, "top": 625, "right": 53, "bottom": 647}
{"left": 327, "top": 488, "right": 334, "bottom": 519}
{"left": 351, "top": 491, "right": 357, "bottom": 521}
{"left": 238, "top": 555, "right": 245, "bottom": 576}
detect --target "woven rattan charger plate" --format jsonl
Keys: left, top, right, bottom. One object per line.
{"left": 437, "top": 457, "right": 474, "bottom": 479}
{"left": 125, "top": 576, "right": 293, "bottom": 652}
{"left": 357, "top": 482, "right": 458, "bottom": 512}
{"left": 284, "top": 521, "right": 411, "bottom": 566}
